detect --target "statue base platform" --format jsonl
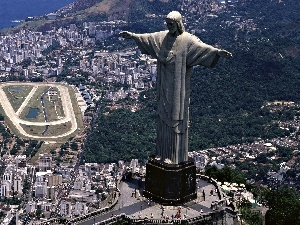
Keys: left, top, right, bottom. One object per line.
{"left": 143, "top": 158, "right": 197, "bottom": 205}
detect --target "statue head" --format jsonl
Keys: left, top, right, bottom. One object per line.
{"left": 165, "top": 11, "right": 185, "bottom": 34}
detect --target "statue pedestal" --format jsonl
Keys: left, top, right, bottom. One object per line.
{"left": 143, "top": 158, "right": 197, "bottom": 205}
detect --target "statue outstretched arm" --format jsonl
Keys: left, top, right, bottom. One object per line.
{"left": 119, "top": 31, "right": 136, "bottom": 39}
{"left": 119, "top": 31, "right": 162, "bottom": 58}
{"left": 217, "top": 49, "right": 233, "bottom": 58}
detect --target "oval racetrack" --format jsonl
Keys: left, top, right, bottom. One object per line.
{"left": 0, "top": 82, "right": 78, "bottom": 139}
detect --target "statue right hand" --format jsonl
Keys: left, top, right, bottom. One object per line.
{"left": 119, "top": 31, "right": 133, "bottom": 39}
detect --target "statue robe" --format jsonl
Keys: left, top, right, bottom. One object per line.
{"left": 133, "top": 30, "right": 220, "bottom": 164}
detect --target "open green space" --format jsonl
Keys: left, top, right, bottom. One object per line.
{"left": 19, "top": 86, "right": 49, "bottom": 121}
{"left": 18, "top": 86, "right": 65, "bottom": 122}
{"left": 3, "top": 85, "right": 33, "bottom": 112}
{"left": 20, "top": 125, "right": 47, "bottom": 136}
{"left": 20, "top": 121, "right": 72, "bottom": 137}
{"left": 43, "top": 87, "right": 65, "bottom": 121}
{"left": 29, "top": 142, "right": 62, "bottom": 163}
{"left": 46, "top": 121, "right": 72, "bottom": 137}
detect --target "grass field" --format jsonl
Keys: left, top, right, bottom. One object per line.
{"left": 20, "top": 121, "right": 72, "bottom": 137}
{"left": 44, "top": 87, "right": 65, "bottom": 121}
{"left": 19, "top": 86, "right": 49, "bottom": 121}
{"left": 29, "top": 142, "right": 62, "bottom": 163}
{"left": 15, "top": 86, "right": 66, "bottom": 122}
{"left": 3, "top": 85, "right": 34, "bottom": 112}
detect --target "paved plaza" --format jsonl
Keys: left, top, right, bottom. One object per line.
{"left": 79, "top": 177, "right": 221, "bottom": 224}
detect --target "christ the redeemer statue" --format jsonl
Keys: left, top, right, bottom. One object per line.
{"left": 121, "top": 11, "right": 232, "bottom": 164}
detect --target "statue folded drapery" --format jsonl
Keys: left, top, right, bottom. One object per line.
{"left": 120, "top": 11, "right": 232, "bottom": 164}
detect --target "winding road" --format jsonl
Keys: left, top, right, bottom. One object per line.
{"left": 0, "top": 82, "right": 78, "bottom": 139}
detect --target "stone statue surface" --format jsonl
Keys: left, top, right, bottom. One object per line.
{"left": 120, "top": 11, "right": 232, "bottom": 164}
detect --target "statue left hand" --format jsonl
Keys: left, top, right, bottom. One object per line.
{"left": 217, "top": 50, "right": 233, "bottom": 58}
{"left": 119, "top": 31, "right": 134, "bottom": 39}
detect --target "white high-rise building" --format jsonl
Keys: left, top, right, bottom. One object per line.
{"left": 60, "top": 200, "right": 72, "bottom": 217}
{"left": 3, "top": 172, "right": 13, "bottom": 183}
{"left": 25, "top": 201, "right": 36, "bottom": 214}
{"left": 35, "top": 182, "right": 48, "bottom": 198}
{"left": 0, "top": 180, "right": 11, "bottom": 197}
{"left": 73, "top": 179, "right": 83, "bottom": 190}
{"left": 13, "top": 175, "right": 23, "bottom": 195}
{"left": 38, "top": 154, "right": 52, "bottom": 172}
{"left": 73, "top": 202, "right": 88, "bottom": 216}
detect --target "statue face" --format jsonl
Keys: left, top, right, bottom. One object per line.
{"left": 165, "top": 18, "right": 178, "bottom": 35}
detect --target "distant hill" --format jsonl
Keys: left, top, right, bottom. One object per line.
{"left": 1, "top": 0, "right": 178, "bottom": 33}
{"left": 70, "top": 0, "right": 134, "bottom": 20}
{"left": 64, "top": 0, "right": 175, "bottom": 20}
